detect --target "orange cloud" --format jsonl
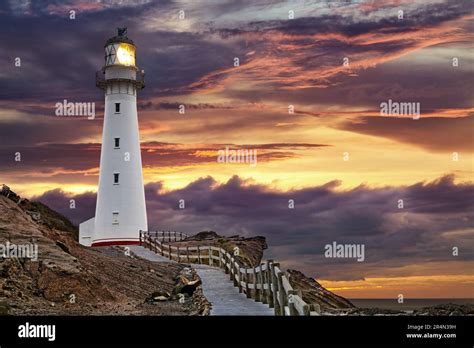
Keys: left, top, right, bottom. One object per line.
{"left": 190, "top": 14, "right": 474, "bottom": 93}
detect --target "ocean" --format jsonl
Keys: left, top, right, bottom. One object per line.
{"left": 349, "top": 298, "right": 474, "bottom": 311}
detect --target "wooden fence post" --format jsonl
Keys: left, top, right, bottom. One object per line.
{"left": 302, "top": 304, "right": 311, "bottom": 316}
{"left": 237, "top": 262, "right": 246, "bottom": 293}
{"left": 177, "top": 246, "right": 180, "bottom": 263}
{"left": 244, "top": 269, "right": 251, "bottom": 298}
{"left": 260, "top": 264, "right": 266, "bottom": 303}
{"left": 238, "top": 266, "right": 243, "bottom": 293}
{"left": 223, "top": 252, "right": 229, "bottom": 274}
{"left": 197, "top": 246, "right": 201, "bottom": 264}
{"left": 236, "top": 263, "right": 242, "bottom": 292}
{"left": 310, "top": 303, "right": 321, "bottom": 315}
{"left": 271, "top": 262, "right": 280, "bottom": 315}
{"left": 231, "top": 258, "right": 236, "bottom": 284}
{"left": 218, "top": 248, "right": 222, "bottom": 269}
{"left": 296, "top": 289, "right": 310, "bottom": 315}
{"left": 251, "top": 268, "right": 258, "bottom": 301}
{"left": 209, "top": 247, "right": 213, "bottom": 266}
{"left": 227, "top": 254, "right": 232, "bottom": 277}
{"left": 266, "top": 260, "right": 274, "bottom": 308}
{"left": 255, "top": 266, "right": 262, "bottom": 302}
{"left": 277, "top": 271, "right": 286, "bottom": 316}
{"left": 287, "top": 290, "right": 298, "bottom": 316}
{"left": 186, "top": 247, "right": 190, "bottom": 263}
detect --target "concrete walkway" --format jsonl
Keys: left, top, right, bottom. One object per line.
{"left": 128, "top": 246, "right": 274, "bottom": 316}
{"left": 129, "top": 245, "right": 171, "bottom": 263}
{"left": 193, "top": 264, "right": 274, "bottom": 316}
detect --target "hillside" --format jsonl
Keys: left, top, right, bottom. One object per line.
{"left": 0, "top": 185, "right": 207, "bottom": 315}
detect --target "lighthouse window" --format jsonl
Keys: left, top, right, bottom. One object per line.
{"left": 115, "top": 103, "right": 121, "bottom": 113}
{"left": 113, "top": 173, "right": 120, "bottom": 184}
{"left": 114, "top": 137, "right": 120, "bottom": 148}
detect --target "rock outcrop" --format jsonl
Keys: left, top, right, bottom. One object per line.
{"left": 286, "top": 270, "right": 354, "bottom": 312}
{"left": 179, "top": 230, "right": 268, "bottom": 267}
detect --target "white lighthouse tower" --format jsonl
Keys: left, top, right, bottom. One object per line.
{"left": 79, "top": 28, "right": 147, "bottom": 247}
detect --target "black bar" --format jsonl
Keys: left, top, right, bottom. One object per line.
{"left": 0, "top": 315, "right": 472, "bottom": 346}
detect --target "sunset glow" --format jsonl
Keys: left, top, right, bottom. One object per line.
{"left": 1, "top": 0, "right": 472, "bottom": 299}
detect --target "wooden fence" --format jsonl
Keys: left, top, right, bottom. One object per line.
{"left": 144, "top": 230, "right": 189, "bottom": 242}
{"left": 139, "top": 230, "right": 319, "bottom": 316}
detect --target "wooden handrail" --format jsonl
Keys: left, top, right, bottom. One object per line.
{"left": 138, "top": 230, "right": 313, "bottom": 316}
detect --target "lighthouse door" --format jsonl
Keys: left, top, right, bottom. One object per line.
{"left": 112, "top": 212, "right": 119, "bottom": 234}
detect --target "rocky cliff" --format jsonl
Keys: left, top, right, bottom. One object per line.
{"left": 0, "top": 185, "right": 206, "bottom": 315}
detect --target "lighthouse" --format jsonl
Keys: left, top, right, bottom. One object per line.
{"left": 79, "top": 28, "right": 147, "bottom": 247}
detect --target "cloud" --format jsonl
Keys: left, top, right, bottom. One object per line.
{"left": 1, "top": 0, "right": 471, "bottom": 104}
{"left": 138, "top": 101, "right": 236, "bottom": 110}
{"left": 33, "top": 188, "right": 97, "bottom": 225}
{"left": 0, "top": 1, "right": 240, "bottom": 101}
{"left": 0, "top": 140, "right": 327, "bottom": 177}
{"left": 0, "top": 113, "right": 101, "bottom": 146}
{"left": 33, "top": 174, "right": 474, "bottom": 281}
{"left": 339, "top": 115, "right": 474, "bottom": 152}
{"left": 188, "top": 1, "right": 473, "bottom": 93}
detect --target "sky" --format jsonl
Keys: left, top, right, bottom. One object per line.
{"left": 0, "top": 0, "right": 473, "bottom": 299}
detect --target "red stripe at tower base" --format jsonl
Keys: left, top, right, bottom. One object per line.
{"left": 91, "top": 240, "right": 140, "bottom": 247}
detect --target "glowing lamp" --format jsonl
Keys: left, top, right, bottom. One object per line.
{"left": 104, "top": 29, "right": 137, "bottom": 67}
{"left": 116, "top": 43, "right": 136, "bottom": 66}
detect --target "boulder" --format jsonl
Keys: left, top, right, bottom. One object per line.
{"left": 149, "top": 291, "right": 171, "bottom": 302}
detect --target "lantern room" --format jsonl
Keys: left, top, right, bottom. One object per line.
{"left": 104, "top": 28, "right": 136, "bottom": 68}
{"left": 96, "top": 28, "right": 145, "bottom": 90}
